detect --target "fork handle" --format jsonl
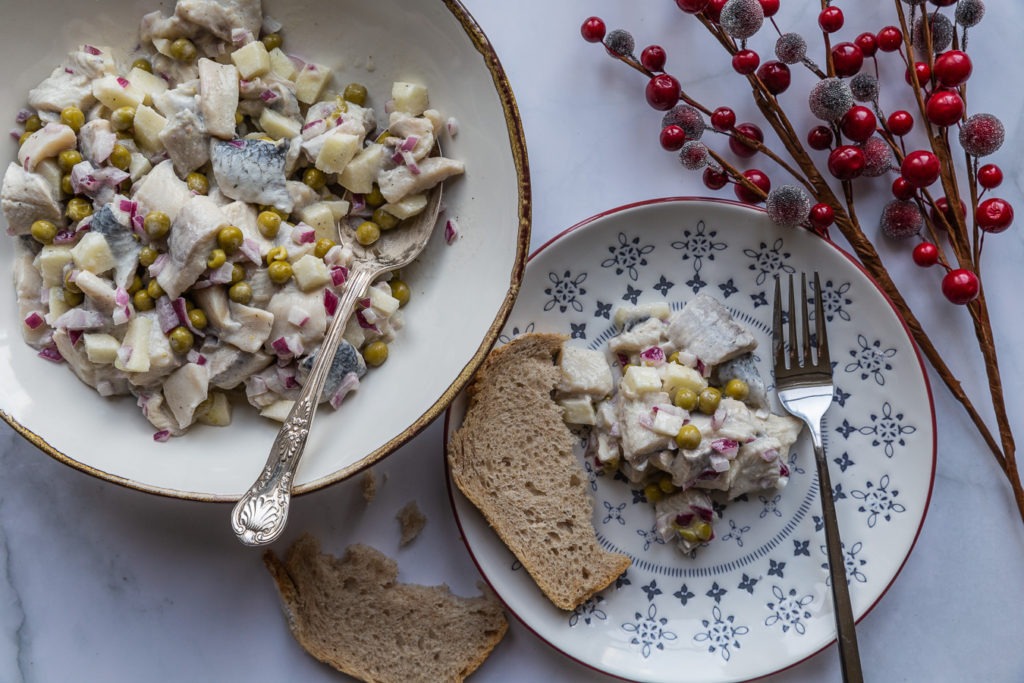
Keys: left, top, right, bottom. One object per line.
{"left": 812, "top": 433, "right": 865, "bottom": 683}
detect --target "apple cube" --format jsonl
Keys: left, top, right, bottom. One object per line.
{"left": 296, "top": 202, "right": 336, "bottom": 241}
{"left": 36, "top": 245, "right": 72, "bottom": 287}
{"left": 294, "top": 62, "right": 332, "bottom": 104}
{"left": 71, "top": 231, "right": 116, "bottom": 274}
{"left": 559, "top": 396, "right": 596, "bottom": 426}
{"left": 661, "top": 362, "right": 707, "bottom": 397}
{"left": 129, "top": 67, "right": 168, "bottom": 104}
{"left": 291, "top": 254, "right": 331, "bottom": 292}
{"left": 268, "top": 47, "right": 297, "bottom": 81}
{"left": 369, "top": 285, "right": 400, "bottom": 317}
{"left": 133, "top": 105, "right": 168, "bottom": 153}
{"left": 92, "top": 74, "right": 145, "bottom": 110}
{"left": 83, "top": 333, "right": 121, "bottom": 364}
{"left": 338, "top": 143, "right": 387, "bottom": 195}
{"left": 391, "top": 82, "right": 429, "bottom": 116}
{"left": 381, "top": 193, "right": 427, "bottom": 220}
{"left": 622, "top": 365, "right": 662, "bottom": 395}
{"left": 196, "top": 391, "right": 232, "bottom": 426}
{"left": 114, "top": 315, "right": 152, "bottom": 373}
{"left": 231, "top": 40, "right": 271, "bottom": 79}
{"left": 315, "top": 131, "right": 361, "bottom": 174}
{"left": 259, "top": 108, "right": 301, "bottom": 140}
{"left": 260, "top": 399, "right": 294, "bottom": 422}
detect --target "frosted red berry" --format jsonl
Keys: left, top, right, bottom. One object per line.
{"left": 887, "top": 110, "right": 914, "bottom": 136}
{"left": 828, "top": 145, "right": 866, "bottom": 180}
{"left": 729, "top": 122, "right": 763, "bottom": 158}
{"left": 976, "top": 198, "right": 1014, "bottom": 233}
{"left": 912, "top": 242, "right": 940, "bottom": 267}
{"left": 934, "top": 50, "right": 972, "bottom": 87}
{"left": 757, "top": 60, "right": 791, "bottom": 95}
{"left": 978, "top": 164, "right": 1003, "bottom": 189}
{"left": 881, "top": 200, "right": 925, "bottom": 239}
{"left": 877, "top": 26, "right": 903, "bottom": 52}
{"left": 676, "top": 0, "right": 710, "bottom": 12}
{"left": 818, "top": 6, "right": 844, "bottom": 32}
{"left": 735, "top": 169, "right": 771, "bottom": 203}
{"left": 645, "top": 74, "right": 681, "bottom": 110}
{"left": 759, "top": 0, "right": 780, "bottom": 17}
{"left": 855, "top": 32, "right": 878, "bottom": 57}
{"left": 831, "top": 42, "right": 864, "bottom": 77}
{"left": 926, "top": 90, "right": 965, "bottom": 127}
{"left": 942, "top": 269, "right": 980, "bottom": 305}
{"left": 901, "top": 150, "right": 941, "bottom": 188}
{"left": 660, "top": 125, "right": 687, "bottom": 151}
{"left": 905, "top": 62, "right": 931, "bottom": 86}
{"left": 703, "top": 167, "right": 729, "bottom": 190}
{"left": 809, "top": 203, "right": 835, "bottom": 228}
{"left": 840, "top": 106, "right": 877, "bottom": 142}
{"left": 711, "top": 107, "right": 737, "bottom": 132}
{"left": 580, "top": 17, "right": 607, "bottom": 43}
{"left": 892, "top": 177, "right": 917, "bottom": 201}
{"left": 641, "top": 45, "right": 668, "bottom": 72}
{"left": 732, "top": 49, "right": 760, "bottom": 75}
{"left": 807, "top": 125, "right": 833, "bottom": 151}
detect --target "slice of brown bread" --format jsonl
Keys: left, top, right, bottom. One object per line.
{"left": 448, "top": 333, "right": 631, "bottom": 611}
{"left": 264, "top": 534, "right": 508, "bottom": 683}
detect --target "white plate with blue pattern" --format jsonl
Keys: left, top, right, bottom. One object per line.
{"left": 444, "top": 197, "right": 935, "bottom": 682}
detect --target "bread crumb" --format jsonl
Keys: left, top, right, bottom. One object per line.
{"left": 360, "top": 470, "right": 376, "bottom": 502}
{"left": 396, "top": 500, "right": 427, "bottom": 546}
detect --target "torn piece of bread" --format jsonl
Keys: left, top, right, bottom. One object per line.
{"left": 448, "top": 333, "right": 631, "bottom": 611}
{"left": 397, "top": 500, "right": 427, "bottom": 546}
{"left": 264, "top": 534, "right": 507, "bottom": 683}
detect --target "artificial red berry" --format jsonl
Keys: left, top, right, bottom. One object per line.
{"left": 905, "top": 62, "right": 931, "bottom": 86}
{"left": 757, "top": 60, "right": 791, "bottom": 95}
{"left": 877, "top": 26, "right": 903, "bottom": 52}
{"left": 926, "top": 90, "right": 965, "bottom": 127}
{"left": 831, "top": 42, "right": 865, "bottom": 77}
{"left": 735, "top": 169, "right": 771, "bottom": 203}
{"left": 892, "top": 177, "right": 917, "bottom": 200}
{"left": 807, "top": 125, "right": 834, "bottom": 151}
{"left": 580, "top": 17, "right": 607, "bottom": 43}
{"left": 828, "top": 145, "right": 866, "bottom": 180}
{"left": 711, "top": 107, "right": 737, "bottom": 132}
{"left": 818, "top": 6, "right": 844, "bottom": 33}
{"left": 660, "top": 125, "right": 687, "bottom": 151}
{"left": 930, "top": 0, "right": 958, "bottom": 5}
{"left": 732, "top": 49, "right": 760, "bottom": 75}
{"left": 901, "top": 150, "right": 941, "bottom": 188}
{"left": 978, "top": 164, "right": 1004, "bottom": 189}
{"left": 887, "top": 110, "right": 914, "bottom": 136}
{"left": 942, "top": 268, "right": 980, "bottom": 305}
{"left": 641, "top": 45, "right": 668, "bottom": 72}
{"left": 729, "top": 122, "right": 763, "bottom": 158}
{"left": 809, "top": 203, "right": 835, "bottom": 228}
{"left": 645, "top": 74, "right": 681, "bottom": 111}
{"left": 934, "top": 50, "right": 972, "bottom": 87}
{"left": 676, "top": 0, "right": 710, "bottom": 12}
{"left": 759, "top": 0, "right": 780, "bottom": 17}
{"left": 704, "top": 0, "right": 728, "bottom": 23}
{"left": 930, "top": 196, "right": 966, "bottom": 229}
{"left": 840, "top": 106, "right": 878, "bottom": 143}
{"left": 855, "top": 32, "right": 879, "bottom": 57}
{"left": 912, "top": 242, "right": 940, "bottom": 267}
{"left": 976, "top": 198, "right": 1014, "bottom": 233}
{"left": 703, "top": 167, "right": 729, "bottom": 190}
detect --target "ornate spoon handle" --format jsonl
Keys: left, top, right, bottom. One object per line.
{"left": 230, "top": 266, "right": 376, "bottom": 546}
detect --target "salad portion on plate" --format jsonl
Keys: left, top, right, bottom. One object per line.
{"left": 447, "top": 198, "right": 935, "bottom": 683}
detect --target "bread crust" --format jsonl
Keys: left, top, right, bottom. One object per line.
{"left": 448, "top": 333, "right": 631, "bottom": 611}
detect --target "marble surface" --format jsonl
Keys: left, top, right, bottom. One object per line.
{"left": 3, "top": 1, "right": 1024, "bottom": 681}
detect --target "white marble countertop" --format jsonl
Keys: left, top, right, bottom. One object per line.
{"left": 4, "top": 1, "right": 1024, "bottom": 681}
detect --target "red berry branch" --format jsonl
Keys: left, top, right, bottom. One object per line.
{"left": 582, "top": 0, "right": 1024, "bottom": 524}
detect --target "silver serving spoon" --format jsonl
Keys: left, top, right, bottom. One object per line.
{"left": 231, "top": 161, "right": 444, "bottom": 547}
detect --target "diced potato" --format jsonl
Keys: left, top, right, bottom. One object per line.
{"left": 268, "top": 47, "right": 298, "bottom": 81}
{"left": 34, "top": 159, "right": 62, "bottom": 200}
{"left": 368, "top": 285, "right": 400, "bottom": 317}
{"left": 70, "top": 232, "right": 116, "bottom": 274}
{"left": 231, "top": 40, "right": 271, "bottom": 79}
{"left": 314, "top": 131, "right": 360, "bottom": 174}
{"left": 92, "top": 75, "right": 145, "bottom": 110}
{"left": 83, "top": 333, "right": 121, "bottom": 364}
{"left": 291, "top": 254, "right": 331, "bottom": 292}
{"left": 129, "top": 67, "right": 169, "bottom": 104}
{"left": 649, "top": 409, "right": 686, "bottom": 436}
{"left": 323, "top": 199, "right": 350, "bottom": 220}
{"left": 36, "top": 245, "right": 73, "bottom": 287}
{"left": 560, "top": 396, "right": 596, "bottom": 426}
{"left": 391, "top": 82, "right": 429, "bottom": 116}
{"left": 45, "top": 287, "right": 71, "bottom": 323}
{"left": 294, "top": 62, "right": 332, "bottom": 104}
{"left": 259, "top": 108, "right": 301, "bottom": 140}
{"left": 622, "top": 365, "right": 662, "bottom": 395}
{"left": 338, "top": 143, "right": 388, "bottom": 195}
{"left": 381, "top": 193, "right": 427, "bottom": 220}
{"left": 128, "top": 152, "right": 152, "bottom": 182}
{"left": 296, "top": 203, "right": 336, "bottom": 241}
{"left": 260, "top": 399, "right": 294, "bottom": 422}
{"left": 196, "top": 391, "right": 232, "bottom": 426}
{"left": 661, "top": 362, "right": 707, "bottom": 396}
{"left": 133, "top": 105, "right": 168, "bottom": 154}
{"left": 114, "top": 315, "right": 152, "bottom": 373}
{"left": 343, "top": 315, "right": 365, "bottom": 348}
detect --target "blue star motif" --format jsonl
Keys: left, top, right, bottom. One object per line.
{"left": 794, "top": 539, "right": 811, "bottom": 557}
{"left": 595, "top": 301, "right": 612, "bottom": 319}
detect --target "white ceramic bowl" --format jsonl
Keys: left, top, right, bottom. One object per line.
{"left": 0, "top": 0, "right": 530, "bottom": 500}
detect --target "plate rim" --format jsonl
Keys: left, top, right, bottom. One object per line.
{"left": 443, "top": 195, "right": 937, "bottom": 682}
{"left": 0, "top": 0, "right": 532, "bottom": 503}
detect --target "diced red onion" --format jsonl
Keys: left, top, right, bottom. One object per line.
{"left": 38, "top": 346, "right": 64, "bottom": 363}
{"left": 400, "top": 135, "right": 419, "bottom": 152}
{"left": 119, "top": 199, "right": 137, "bottom": 215}
{"left": 131, "top": 213, "right": 146, "bottom": 235}
{"left": 711, "top": 438, "right": 740, "bottom": 459}
{"left": 83, "top": 45, "right": 102, "bottom": 55}
{"left": 638, "top": 412, "right": 655, "bottom": 431}
{"left": 68, "top": 329, "right": 83, "bottom": 346}
{"left": 361, "top": 307, "right": 379, "bottom": 325}
{"left": 112, "top": 305, "right": 132, "bottom": 326}
{"left": 640, "top": 346, "right": 666, "bottom": 366}
{"left": 358, "top": 297, "right": 371, "bottom": 308}
{"left": 709, "top": 454, "right": 731, "bottom": 473}
{"left": 301, "top": 118, "right": 324, "bottom": 133}
{"left": 259, "top": 89, "right": 279, "bottom": 103}
{"left": 401, "top": 150, "right": 420, "bottom": 174}
{"left": 114, "top": 287, "right": 130, "bottom": 308}
{"left": 446, "top": 117, "right": 459, "bottom": 137}
{"left": 156, "top": 296, "right": 179, "bottom": 334}
{"left": 228, "top": 139, "right": 245, "bottom": 148}
{"left": 693, "top": 505, "right": 714, "bottom": 522}
{"left": 696, "top": 358, "right": 712, "bottom": 378}
{"left": 674, "top": 512, "right": 694, "bottom": 527}
{"left": 208, "top": 262, "right": 235, "bottom": 284}
{"left": 117, "top": 345, "right": 133, "bottom": 365}
{"left": 116, "top": 76, "right": 130, "bottom": 89}
{"left": 186, "top": 349, "right": 207, "bottom": 365}
{"left": 288, "top": 54, "right": 306, "bottom": 72}
{"left": 231, "top": 28, "right": 254, "bottom": 45}
{"left": 761, "top": 448, "right": 780, "bottom": 463}
{"left": 711, "top": 405, "right": 727, "bottom": 430}
{"left": 239, "top": 238, "right": 261, "bottom": 264}
{"left": 779, "top": 463, "right": 791, "bottom": 478}
{"left": 16, "top": 109, "right": 32, "bottom": 124}
{"left": 52, "top": 308, "right": 106, "bottom": 330}
{"left": 323, "top": 246, "right": 346, "bottom": 266}
{"left": 291, "top": 223, "right": 316, "bottom": 244}
{"left": 654, "top": 402, "right": 686, "bottom": 418}
{"left": 9, "top": 129, "right": 21, "bottom": 141}
{"left": 323, "top": 288, "right": 339, "bottom": 316}
{"left": 262, "top": 15, "right": 283, "bottom": 34}
{"left": 53, "top": 229, "right": 78, "bottom": 245}
{"left": 287, "top": 306, "right": 310, "bottom": 327}
{"left": 271, "top": 336, "right": 291, "bottom": 356}
{"left": 328, "top": 371, "right": 360, "bottom": 409}
{"left": 355, "top": 309, "right": 379, "bottom": 333}
{"left": 350, "top": 194, "right": 366, "bottom": 214}
{"left": 153, "top": 429, "right": 171, "bottom": 442}
{"left": 444, "top": 219, "right": 459, "bottom": 245}
{"left": 24, "top": 311, "right": 44, "bottom": 329}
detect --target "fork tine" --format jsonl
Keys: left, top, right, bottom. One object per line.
{"left": 800, "top": 273, "right": 812, "bottom": 367}
{"left": 773, "top": 277, "right": 784, "bottom": 369}
{"left": 814, "top": 272, "right": 830, "bottom": 367}
{"left": 787, "top": 273, "right": 798, "bottom": 368}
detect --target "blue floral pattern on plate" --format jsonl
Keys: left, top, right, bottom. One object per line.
{"left": 446, "top": 199, "right": 935, "bottom": 683}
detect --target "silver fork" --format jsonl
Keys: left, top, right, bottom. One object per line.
{"left": 773, "top": 273, "right": 864, "bottom": 683}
